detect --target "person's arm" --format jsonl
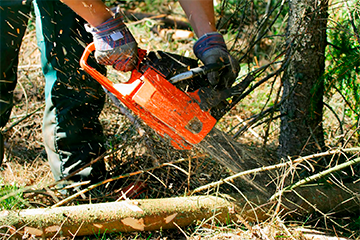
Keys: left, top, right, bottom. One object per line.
{"left": 60, "top": 0, "right": 113, "bottom": 27}
{"left": 179, "top": 0, "right": 240, "bottom": 89}
{"left": 178, "top": 0, "right": 216, "bottom": 37}
{"left": 60, "top": 0, "right": 138, "bottom": 72}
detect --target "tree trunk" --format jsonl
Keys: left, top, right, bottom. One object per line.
{"left": 278, "top": 0, "right": 328, "bottom": 158}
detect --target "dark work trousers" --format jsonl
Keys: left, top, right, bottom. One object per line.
{"left": 0, "top": 0, "right": 32, "bottom": 166}
{"left": 0, "top": 0, "right": 31, "bottom": 129}
{"left": 0, "top": 0, "right": 108, "bottom": 185}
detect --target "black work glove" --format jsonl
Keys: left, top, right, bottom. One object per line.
{"left": 193, "top": 32, "right": 240, "bottom": 89}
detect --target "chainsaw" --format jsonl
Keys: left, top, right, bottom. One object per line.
{"left": 80, "top": 43, "right": 252, "bottom": 173}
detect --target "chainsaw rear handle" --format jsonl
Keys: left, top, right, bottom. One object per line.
{"left": 80, "top": 42, "right": 110, "bottom": 90}
{"left": 80, "top": 42, "right": 146, "bottom": 98}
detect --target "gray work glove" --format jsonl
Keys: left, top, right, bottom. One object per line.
{"left": 194, "top": 32, "right": 240, "bottom": 89}
{"left": 85, "top": 13, "right": 138, "bottom": 72}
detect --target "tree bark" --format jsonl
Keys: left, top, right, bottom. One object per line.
{"left": 278, "top": 0, "right": 329, "bottom": 158}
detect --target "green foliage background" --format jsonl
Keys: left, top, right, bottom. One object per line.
{"left": 325, "top": 1, "right": 360, "bottom": 117}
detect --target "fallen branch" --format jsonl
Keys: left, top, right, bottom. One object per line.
{"left": 1, "top": 184, "right": 359, "bottom": 238}
{"left": 2, "top": 104, "right": 45, "bottom": 134}
{"left": 191, "top": 147, "right": 360, "bottom": 194}
{"left": 1, "top": 196, "right": 236, "bottom": 238}
{"left": 270, "top": 156, "right": 360, "bottom": 201}
{"left": 191, "top": 160, "right": 293, "bottom": 195}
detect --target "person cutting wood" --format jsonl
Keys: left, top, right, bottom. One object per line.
{"left": 0, "top": 0, "right": 239, "bottom": 196}
{"left": 61, "top": 0, "right": 240, "bottom": 90}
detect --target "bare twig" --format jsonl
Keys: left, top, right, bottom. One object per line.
{"left": 191, "top": 148, "right": 360, "bottom": 194}
{"left": 1, "top": 104, "right": 45, "bottom": 134}
{"left": 52, "top": 157, "right": 189, "bottom": 207}
{"left": 334, "top": 86, "right": 359, "bottom": 118}
{"left": 190, "top": 160, "right": 291, "bottom": 195}
{"left": 270, "top": 157, "right": 360, "bottom": 201}
{"left": 291, "top": 190, "right": 346, "bottom": 229}
{"left": 323, "top": 102, "right": 344, "bottom": 140}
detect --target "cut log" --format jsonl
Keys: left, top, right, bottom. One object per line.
{"left": 0, "top": 196, "right": 236, "bottom": 238}
{"left": 1, "top": 183, "right": 359, "bottom": 238}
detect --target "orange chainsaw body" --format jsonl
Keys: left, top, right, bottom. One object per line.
{"left": 80, "top": 43, "right": 216, "bottom": 150}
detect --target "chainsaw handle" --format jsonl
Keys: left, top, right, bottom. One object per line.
{"left": 80, "top": 42, "right": 147, "bottom": 91}
{"left": 80, "top": 43, "right": 113, "bottom": 93}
